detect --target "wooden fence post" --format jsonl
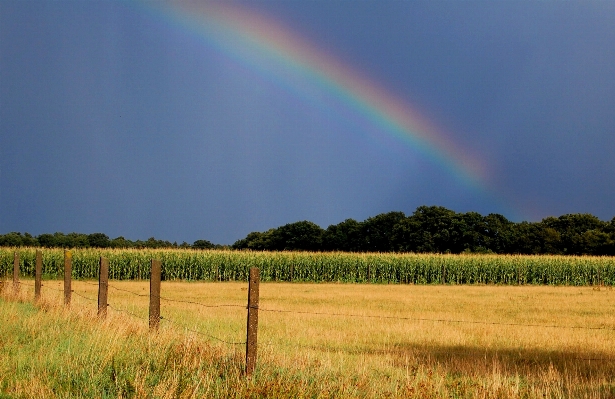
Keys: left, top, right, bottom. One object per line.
{"left": 64, "top": 250, "right": 72, "bottom": 306}
{"left": 441, "top": 264, "right": 446, "bottom": 285}
{"left": 517, "top": 265, "right": 521, "bottom": 286}
{"left": 13, "top": 251, "right": 19, "bottom": 294}
{"left": 149, "top": 259, "right": 161, "bottom": 331}
{"left": 35, "top": 250, "right": 42, "bottom": 301}
{"left": 98, "top": 257, "right": 109, "bottom": 318}
{"left": 246, "top": 267, "right": 260, "bottom": 376}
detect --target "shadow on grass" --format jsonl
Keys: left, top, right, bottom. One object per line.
{"left": 308, "top": 342, "right": 615, "bottom": 381}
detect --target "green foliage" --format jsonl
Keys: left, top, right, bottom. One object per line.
{"left": 3, "top": 207, "right": 615, "bottom": 255}
{"left": 0, "top": 232, "right": 38, "bottom": 247}
{"left": 193, "top": 239, "right": 215, "bottom": 250}
{"left": 322, "top": 218, "right": 364, "bottom": 252}
{"left": 272, "top": 221, "right": 324, "bottom": 251}
{"left": 87, "top": 233, "right": 110, "bottom": 248}
{"left": 362, "top": 211, "right": 406, "bottom": 252}
{"left": 232, "top": 207, "right": 615, "bottom": 255}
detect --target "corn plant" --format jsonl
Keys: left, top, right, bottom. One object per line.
{"left": 1, "top": 247, "right": 614, "bottom": 285}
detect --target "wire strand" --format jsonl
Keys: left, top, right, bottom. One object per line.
{"left": 160, "top": 315, "right": 245, "bottom": 345}
{"left": 71, "top": 290, "right": 98, "bottom": 302}
{"left": 9, "top": 280, "right": 614, "bottom": 332}
{"left": 79, "top": 281, "right": 100, "bottom": 287}
{"left": 41, "top": 284, "right": 65, "bottom": 292}
{"left": 255, "top": 306, "right": 615, "bottom": 331}
{"left": 157, "top": 295, "right": 245, "bottom": 309}
{"left": 107, "top": 303, "right": 149, "bottom": 321}
{"left": 107, "top": 283, "right": 244, "bottom": 309}
{"left": 11, "top": 281, "right": 36, "bottom": 287}
{"left": 106, "top": 284, "right": 149, "bottom": 297}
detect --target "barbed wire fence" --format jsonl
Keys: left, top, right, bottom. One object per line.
{"left": 9, "top": 279, "right": 615, "bottom": 332}
{"left": 2, "top": 250, "right": 615, "bottom": 376}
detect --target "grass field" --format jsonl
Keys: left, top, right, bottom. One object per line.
{"left": 1, "top": 279, "right": 615, "bottom": 398}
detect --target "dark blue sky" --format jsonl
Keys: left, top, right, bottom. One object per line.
{"left": 1, "top": 1, "right": 614, "bottom": 244}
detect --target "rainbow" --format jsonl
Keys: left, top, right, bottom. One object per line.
{"left": 135, "top": 1, "right": 501, "bottom": 199}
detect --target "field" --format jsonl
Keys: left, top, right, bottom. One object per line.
{"left": 2, "top": 247, "right": 615, "bottom": 285}
{"left": 1, "top": 279, "right": 615, "bottom": 398}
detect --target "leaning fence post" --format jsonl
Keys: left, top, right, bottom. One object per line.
{"left": 13, "top": 251, "right": 19, "bottom": 294}
{"left": 98, "top": 257, "right": 109, "bottom": 318}
{"left": 149, "top": 259, "right": 161, "bottom": 331}
{"left": 35, "top": 250, "right": 42, "bottom": 301}
{"left": 245, "top": 267, "right": 260, "bottom": 376}
{"left": 64, "top": 250, "right": 72, "bottom": 306}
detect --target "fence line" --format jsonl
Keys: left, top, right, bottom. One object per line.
{"left": 3, "top": 254, "right": 615, "bottom": 376}
{"left": 255, "top": 306, "right": 615, "bottom": 332}
{"left": 25, "top": 279, "right": 246, "bottom": 311}
{"left": 5, "top": 279, "right": 615, "bottom": 333}
{"left": 3, "top": 288, "right": 614, "bottom": 366}
{"left": 71, "top": 290, "right": 98, "bottom": 303}
{"left": 11, "top": 281, "right": 35, "bottom": 287}
{"left": 107, "top": 284, "right": 149, "bottom": 297}
{"left": 105, "top": 282, "right": 245, "bottom": 309}
{"left": 46, "top": 267, "right": 249, "bottom": 347}
{"left": 103, "top": 302, "right": 246, "bottom": 345}
{"left": 157, "top": 295, "right": 246, "bottom": 309}
{"left": 107, "top": 303, "right": 149, "bottom": 321}
{"left": 36, "top": 279, "right": 615, "bottom": 334}
{"left": 160, "top": 315, "right": 246, "bottom": 345}
{"left": 39, "top": 284, "right": 65, "bottom": 292}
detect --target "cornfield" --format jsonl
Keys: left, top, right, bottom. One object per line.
{"left": 1, "top": 247, "right": 614, "bottom": 285}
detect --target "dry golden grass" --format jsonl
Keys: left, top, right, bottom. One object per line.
{"left": 2, "top": 279, "right": 615, "bottom": 398}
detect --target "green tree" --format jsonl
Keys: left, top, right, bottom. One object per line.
{"left": 37, "top": 233, "right": 56, "bottom": 247}
{"left": 232, "top": 230, "right": 277, "bottom": 250}
{"left": 508, "top": 222, "right": 555, "bottom": 254}
{"left": 0, "top": 232, "right": 26, "bottom": 247}
{"left": 87, "top": 233, "right": 110, "bottom": 248}
{"left": 450, "top": 212, "right": 489, "bottom": 253}
{"left": 542, "top": 214, "right": 606, "bottom": 254}
{"left": 575, "top": 229, "right": 612, "bottom": 255}
{"left": 193, "top": 239, "right": 215, "bottom": 250}
{"left": 110, "top": 236, "right": 132, "bottom": 248}
{"left": 362, "top": 212, "right": 406, "bottom": 252}
{"left": 22, "top": 232, "right": 38, "bottom": 246}
{"left": 322, "top": 219, "right": 364, "bottom": 252}
{"left": 482, "top": 213, "right": 514, "bottom": 253}
{"left": 395, "top": 206, "right": 457, "bottom": 253}
{"left": 273, "top": 221, "right": 324, "bottom": 251}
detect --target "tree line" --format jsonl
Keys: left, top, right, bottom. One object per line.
{"left": 0, "top": 232, "right": 220, "bottom": 250}
{"left": 232, "top": 206, "right": 615, "bottom": 255}
{"left": 2, "top": 206, "right": 615, "bottom": 255}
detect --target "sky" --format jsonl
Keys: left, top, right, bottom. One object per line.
{"left": 1, "top": 0, "right": 614, "bottom": 245}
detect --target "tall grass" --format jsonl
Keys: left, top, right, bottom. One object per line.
{"left": 2, "top": 282, "right": 615, "bottom": 398}
{"left": 1, "top": 247, "right": 614, "bottom": 285}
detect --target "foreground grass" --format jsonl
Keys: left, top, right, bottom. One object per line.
{"left": 1, "top": 281, "right": 615, "bottom": 398}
